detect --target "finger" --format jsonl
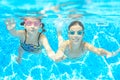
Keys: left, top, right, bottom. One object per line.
{"left": 5, "top": 19, "right": 11, "bottom": 24}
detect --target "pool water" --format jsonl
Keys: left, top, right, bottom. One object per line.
{"left": 0, "top": 0, "right": 120, "bottom": 80}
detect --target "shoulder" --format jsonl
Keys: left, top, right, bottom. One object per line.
{"left": 40, "top": 34, "right": 46, "bottom": 38}
{"left": 18, "top": 30, "right": 25, "bottom": 34}
{"left": 40, "top": 34, "right": 47, "bottom": 40}
{"left": 83, "top": 42, "right": 94, "bottom": 50}
{"left": 84, "top": 42, "right": 89, "bottom": 46}
{"left": 40, "top": 34, "right": 48, "bottom": 43}
{"left": 83, "top": 42, "right": 89, "bottom": 49}
{"left": 16, "top": 30, "right": 25, "bottom": 38}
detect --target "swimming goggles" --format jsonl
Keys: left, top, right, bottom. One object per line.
{"left": 25, "top": 20, "right": 41, "bottom": 26}
{"left": 68, "top": 30, "right": 84, "bottom": 35}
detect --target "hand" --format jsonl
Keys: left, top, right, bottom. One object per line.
{"left": 113, "top": 48, "right": 120, "bottom": 56}
{"left": 111, "top": 50, "right": 120, "bottom": 57}
{"left": 5, "top": 18, "right": 16, "bottom": 30}
{"left": 49, "top": 55, "right": 61, "bottom": 62}
{"left": 53, "top": 55, "right": 65, "bottom": 62}
{"left": 53, "top": 52, "right": 66, "bottom": 62}
{"left": 106, "top": 52, "right": 113, "bottom": 58}
{"left": 98, "top": 48, "right": 112, "bottom": 58}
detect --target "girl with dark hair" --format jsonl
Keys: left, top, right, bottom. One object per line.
{"left": 5, "top": 17, "right": 55, "bottom": 63}
{"left": 52, "top": 21, "right": 120, "bottom": 62}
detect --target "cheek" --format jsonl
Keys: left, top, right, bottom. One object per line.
{"left": 34, "top": 27, "right": 39, "bottom": 29}
{"left": 68, "top": 35, "right": 74, "bottom": 39}
{"left": 79, "top": 35, "right": 83, "bottom": 38}
{"left": 24, "top": 26, "right": 29, "bottom": 29}
{"left": 78, "top": 35, "right": 83, "bottom": 40}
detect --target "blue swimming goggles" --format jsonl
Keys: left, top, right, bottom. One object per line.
{"left": 68, "top": 30, "right": 84, "bottom": 35}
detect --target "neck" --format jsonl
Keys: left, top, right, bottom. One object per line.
{"left": 71, "top": 41, "right": 82, "bottom": 50}
{"left": 27, "top": 31, "right": 39, "bottom": 38}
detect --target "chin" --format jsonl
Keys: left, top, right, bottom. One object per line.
{"left": 72, "top": 41, "right": 79, "bottom": 44}
{"left": 31, "top": 29, "right": 36, "bottom": 32}
{"left": 72, "top": 40, "right": 81, "bottom": 44}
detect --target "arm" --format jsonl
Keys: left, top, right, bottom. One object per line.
{"left": 84, "top": 42, "right": 112, "bottom": 58}
{"left": 53, "top": 40, "right": 69, "bottom": 62}
{"left": 5, "top": 18, "right": 23, "bottom": 37}
{"left": 41, "top": 35, "right": 56, "bottom": 60}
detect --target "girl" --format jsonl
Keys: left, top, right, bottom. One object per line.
{"left": 5, "top": 17, "right": 55, "bottom": 63}
{"left": 53, "top": 21, "right": 120, "bottom": 61}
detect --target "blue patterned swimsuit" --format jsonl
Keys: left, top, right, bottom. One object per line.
{"left": 21, "top": 30, "right": 42, "bottom": 53}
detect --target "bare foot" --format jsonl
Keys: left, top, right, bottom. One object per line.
{"left": 16, "top": 57, "right": 21, "bottom": 64}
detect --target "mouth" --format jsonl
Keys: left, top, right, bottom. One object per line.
{"left": 30, "top": 29, "right": 35, "bottom": 32}
{"left": 72, "top": 38, "right": 80, "bottom": 42}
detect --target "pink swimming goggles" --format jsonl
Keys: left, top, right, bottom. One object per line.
{"left": 24, "top": 20, "right": 41, "bottom": 26}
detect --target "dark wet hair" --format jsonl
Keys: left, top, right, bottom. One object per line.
{"left": 20, "top": 19, "right": 45, "bottom": 32}
{"left": 20, "top": 22, "right": 25, "bottom": 25}
{"left": 68, "top": 21, "right": 84, "bottom": 30}
{"left": 41, "top": 23, "right": 45, "bottom": 32}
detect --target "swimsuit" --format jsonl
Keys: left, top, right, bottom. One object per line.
{"left": 64, "top": 42, "right": 85, "bottom": 59}
{"left": 20, "top": 30, "right": 42, "bottom": 52}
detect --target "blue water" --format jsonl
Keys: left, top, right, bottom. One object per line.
{"left": 0, "top": 0, "right": 120, "bottom": 80}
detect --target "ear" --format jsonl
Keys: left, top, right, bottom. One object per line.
{"left": 41, "top": 23, "right": 44, "bottom": 28}
{"left": 39, "top": 23, "right": 42, "bottom": 27}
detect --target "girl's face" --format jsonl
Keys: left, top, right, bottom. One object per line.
{"left": 68, "top": 24, "right": 84, "bottom": 44}
{"left": 24, "top": 18, "right": 42, "bottom": 33}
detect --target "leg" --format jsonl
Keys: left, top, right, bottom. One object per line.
{"left": 16, "top": 46, "right": 24, "bottom": 63}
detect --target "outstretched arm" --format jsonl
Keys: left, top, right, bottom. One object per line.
{"left": 41, "top": 35, "right": 56, "bottom": 60}
{"left": 84, "top": 42, "right": 112, "bottom": 58}
{"left": 42, "top": 34, "right": 68, "bottom": 62}
{"left": 5, "top": 18, "right": 23, "bottom": 37}
{"left": 53, "top": 40, "right": 69, "bottom": 62}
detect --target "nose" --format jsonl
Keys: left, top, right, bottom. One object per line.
{"left": 74, "top": 32, "right": 78, "bottom": 36}
{"left": 31, "top": 25, "right": 35, "bottom": 29}
{"left": 74, "top": 36, "right": 79, "bottom": 39}
{"left": 73, "top": 32, "right": 79, "bottom": 36}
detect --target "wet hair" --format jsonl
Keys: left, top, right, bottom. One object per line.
{"left": 68, "top": 21, "right": 84, "bottom": 30}
{"left": 20, "top": 19, "right": 45, "bottom": 33}
{"left": 41, "top": 23, "right": 45, "bottom": 32}
{"left": 20, "top": 22, "right": 25, "bottom": 25}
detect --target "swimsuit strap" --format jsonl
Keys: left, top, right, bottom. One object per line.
{"left": 37, "top": 33, "right": 41, "bottom": 46}
{"left": 38, "top": 30, "right": 45, "bottom": 46}
{"left": 24, "top": 29, "right": 27, "bottom": 43}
